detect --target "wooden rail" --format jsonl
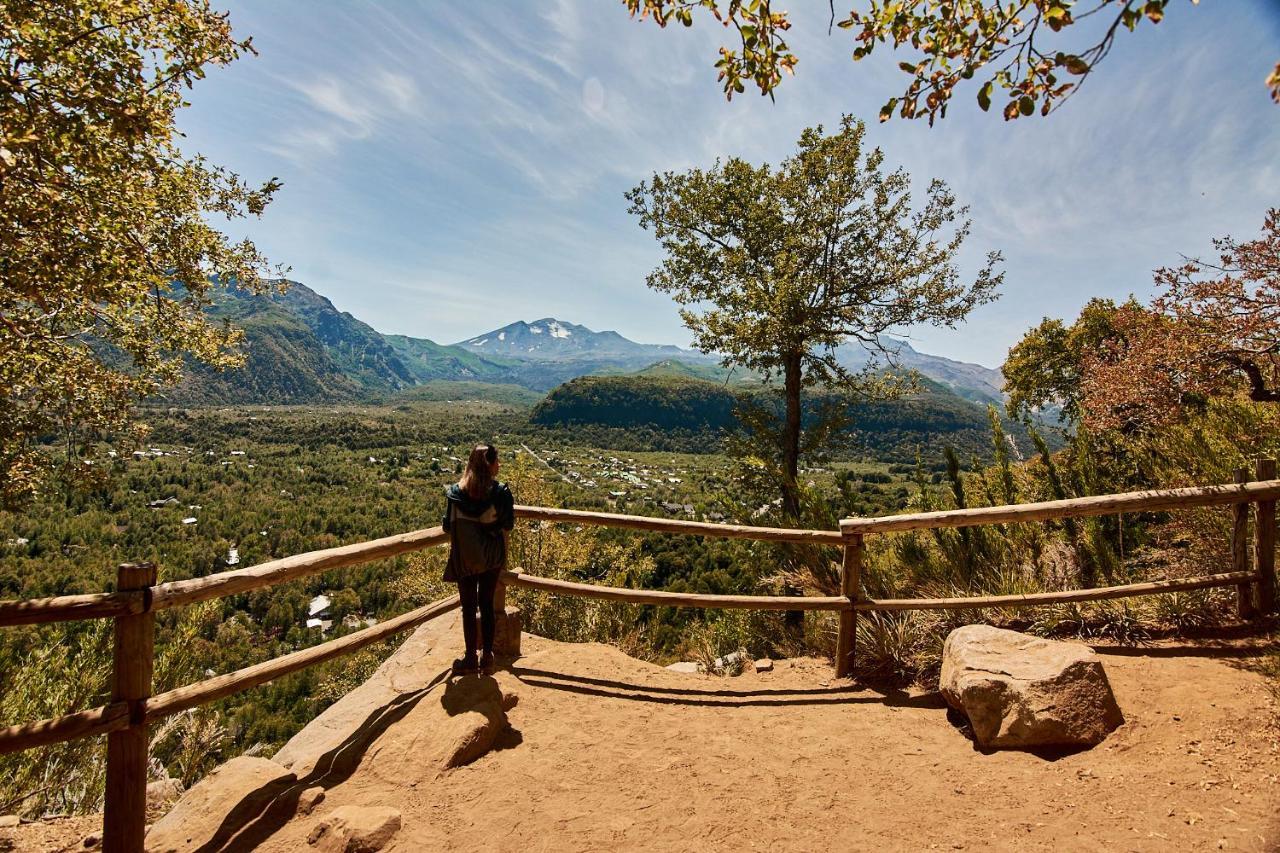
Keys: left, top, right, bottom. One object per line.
{"left": 149, "top": 526, "right": 450, "bottom": 612}
{"left": 0, "top": 590, "right": 144, "bottom": 628}
{"left": 839, "top": 479, "right": 1280, "bottom": 534}
{"left": 0, "top": 464, "right": 1276, "bottom": 851}
{"left": 856, "top": 571, "right": 1256, "bottom": 612}
{"left": 515, "top": 504, "right": 844, "bottom": 545}
{"left": 0, "top": 703, "right": 130, "bottom": 756}
{"left": 143, "top": 595, "right": 459, "bottom": 723}
{"left": 503, "top": 570, "right": 848, "bottom": 610}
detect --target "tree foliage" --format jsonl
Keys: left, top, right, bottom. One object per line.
{"left": 624, "top": 0, "right": 1279, "bottom": 119}
{"left": 1, "top": 0, "right": 280, "bottom": 507}
{"left": 1006, "top": 211, "right": 1280, "bottom": 434}
{"left": 1002, "top": 296, "right": 1133, "bottom": 423}
{"left": 627, "top": 115, "right": 1001, "bottom": 521}
{"left": 1083, "top": 209, "right": 1280, "bottom": 431}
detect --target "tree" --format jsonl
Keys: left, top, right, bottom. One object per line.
{"left": 626, "top": 115, "right": 1002, "bottom": 525}
{"left": 1, "top": 1, "right": 281, "bottom": 507}
{"left": 624, "top": 1, "right": 1280, "bottom": 121}
{"left": 1003, "top": 296, "right": 1134, "bottom": 424}
{"left": 1082, "top": 209, "right": 1280, "bottom": 431}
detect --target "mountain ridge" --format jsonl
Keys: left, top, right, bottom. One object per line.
{"left": 169, "top": 279, "right": 1007, "bottom": 405}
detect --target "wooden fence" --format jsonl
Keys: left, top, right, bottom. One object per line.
{"left": 0, "top": 462, "right": 1277, "bottom": 851}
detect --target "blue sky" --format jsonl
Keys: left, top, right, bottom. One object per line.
{"left": 179, "top": 1, "right": 1280, "bottom": 367}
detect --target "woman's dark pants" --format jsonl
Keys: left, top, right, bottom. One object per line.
{"left": 456, "top": 569, "right": 499, "bottom": 658}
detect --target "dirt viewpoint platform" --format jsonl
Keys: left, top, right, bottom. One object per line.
{"left": 8, "top": 617, "right": 1277, "bottom": 852}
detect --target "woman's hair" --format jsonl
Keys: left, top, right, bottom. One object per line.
{"left": 459, "top": 443, "right": 498, "bottom": 499}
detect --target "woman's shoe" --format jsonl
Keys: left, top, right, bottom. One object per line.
{"left": 479, "top": 652, "right": 496, "bottom": 674}
{"left": 452, "top": 655, "right": 479, "bottom": 676}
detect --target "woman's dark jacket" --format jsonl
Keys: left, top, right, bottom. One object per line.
{"left": 442, "top": 481, "right": 514, "bottom": 582}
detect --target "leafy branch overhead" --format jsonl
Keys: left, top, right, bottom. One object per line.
{"left": 624, "top": 1, "right": 1280, "bottom": 121}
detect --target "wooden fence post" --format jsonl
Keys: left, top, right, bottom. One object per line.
{"left": 835, "top": 534, "right": 864, "bottom": 679}
{"left": 1234, "top": 466, "right": 1255, "bottom": 619}
{"left": 103, "top": 562, "right": 156, "bottom": 853}
{"left": 1255, "top": 458, "right": 1277, "bottom": 614}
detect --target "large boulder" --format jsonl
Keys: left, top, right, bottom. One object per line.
{"left": 939, "top": 625, "right": 1123, "bottom": 749}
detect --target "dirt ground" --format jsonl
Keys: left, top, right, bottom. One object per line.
{"left": 7, "top": 631, "right": 1278, "bottom": 852}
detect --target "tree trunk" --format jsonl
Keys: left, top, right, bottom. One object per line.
{"left": 781, "top": 352, "right": 804, "bottom": 633}
{"left": 781, "top": 352, "right": 802, "bottom": 521}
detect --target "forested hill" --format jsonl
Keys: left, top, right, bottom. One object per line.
{"left": 531, "top": 374, "right": 1028, "bottom": 461}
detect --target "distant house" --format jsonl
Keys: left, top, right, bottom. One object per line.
{"left": 308, "top": 594, "right": 331, "bottom": 618}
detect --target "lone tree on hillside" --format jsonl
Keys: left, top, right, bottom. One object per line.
{"left": 0, "top": 0, "right": 281, "bottom": 507}
{"left": 626, "top": 115, "right": 1003, "bottom": 528}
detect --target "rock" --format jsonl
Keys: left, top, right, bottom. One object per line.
{"left": 754, "top": 658, "right": 774, "bottom": 673}
{"left": 0, "top": 816, "right": 17, "bottom": 828}
{"left": 357, "top": 672, "right": 512, "bottom": 787}
{"left": 275, "top": 615, "right": 463, "bottom": 779}
{"left": 490, "top": 606, "right": 522, "bottom": 657}
{"left": 146, "top": 756, "right": 296, "bottom": 853}
{"left": 146, "top": 776, "right": 184, "bottom": 821}
{"left": 297, "top": 787, "right": 326, "bottom": 816}
{"left": 940, "top": 625, "right": 1123, "bottom": 749}
{"left": 83, "top": 832, "right": 101, "bottom": 848}
{"left": 665, "top": 662, "right": 701, "bottom": 674}
{"left": 307, "top": 805, "right": 401, "bottom": 853}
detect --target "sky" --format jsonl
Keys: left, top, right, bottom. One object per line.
{"left": 178, "top": 1, "right": 1280, "bottom": 368}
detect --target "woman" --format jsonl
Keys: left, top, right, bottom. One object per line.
{"left": 442, "top": 443, "right": 514, "bottom": 675}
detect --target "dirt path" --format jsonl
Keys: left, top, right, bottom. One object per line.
{"left": 263, "top": 629, "right": 1279, "bottom": 852}
{"left": 7, "top": 627, "right": 1277, "bottom": 852}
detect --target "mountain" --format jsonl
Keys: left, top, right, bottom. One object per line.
{"left": 454, "top": 319, "right": 695, "bottom": 363}
{"left": 168, "top": 279, "right": 1007, "bottom": 408}
{"left": 832, "top": 338, "right": 1005, "bottom": 404}
{"left": 168, "top": 282, "right": 392, "bottom": 403}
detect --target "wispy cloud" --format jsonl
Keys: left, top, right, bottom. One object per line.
{"left": 180, "top": 0, "right": 1280, "bottom": 362}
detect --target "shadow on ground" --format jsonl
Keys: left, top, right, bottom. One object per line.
{"left": 508, "top": 665, "right": 948, "bottom": 709}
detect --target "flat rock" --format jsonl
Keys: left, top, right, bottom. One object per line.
{"left": 665, "top": 662, "right": 701, "bottom": 674}
{"left": 0, "top": 817, "right": 17, "bottom": 828}
{"left": 146, "top": 756, "right": 296, "bottom": 853}
{"left": 307, "top": 805, "right": 401, "bottom": 853}
{"left": 940, "top": 625, "right": 1123, "bottom": 749}
{"left": 754, "top": 659, "right": 774, "bottom": 673}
